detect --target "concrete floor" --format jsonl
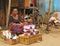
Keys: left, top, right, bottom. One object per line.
{"left": 0, "top": 26, "right": 60, "bottom": 46}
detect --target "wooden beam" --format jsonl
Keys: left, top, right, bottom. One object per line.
{"left": 46, "top": 0, "right": 51, "bottom": 31}
{"left": 6, "top": 0, "right": 11, "bottom": 28}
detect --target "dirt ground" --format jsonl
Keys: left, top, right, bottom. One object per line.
{"left": 0, "top": 25, "right": 60, "bottom": 46}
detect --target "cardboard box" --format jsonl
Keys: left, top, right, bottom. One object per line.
{"left": 24, "top": 0, "right": 30, "bottom": 7}
{"left": 35, "top": 34, "right": 42, "bottom": 41}
{"left": 19, "top": 33, "right": 42, "bottom": 45}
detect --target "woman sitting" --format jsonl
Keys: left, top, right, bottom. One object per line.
{"left": 9, "top": 8, "right": 23, "bottom": 35}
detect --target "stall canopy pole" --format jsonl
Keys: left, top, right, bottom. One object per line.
{"left": 6, "top": 0, "right": 11, "bottom": 28}
{"left": 46, "top": 0, "right": 51, "bottom": 31}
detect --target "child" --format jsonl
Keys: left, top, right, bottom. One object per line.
{"left": 24, "top": 14, "right": 30, "bottom": 21}
{"left": 23, "top": 19, "right": 37, "bottom": 36}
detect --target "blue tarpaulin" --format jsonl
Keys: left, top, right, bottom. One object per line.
{"left": 54, "top": 0, "right": 60, "bottom": 11}
{"left": 45, "top": 0, "right": 60, "bottom": 12}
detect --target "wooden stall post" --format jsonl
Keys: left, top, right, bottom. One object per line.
{"left": 6, "top": 0, "right": 11, "bottom": 28}
{"left": 46, "top": 0, "right": 52, "bottom": 31}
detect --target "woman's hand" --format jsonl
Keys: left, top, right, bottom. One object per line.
{"left": 9, "top": 22, "right": 14, "bottom": 26}
{"left": 15, "top": 23, "right": 23, "bottom": 27}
